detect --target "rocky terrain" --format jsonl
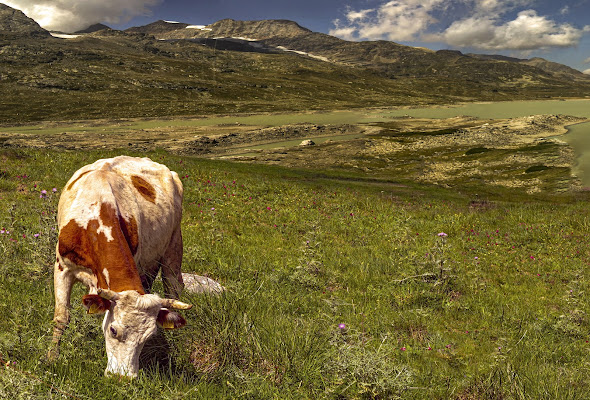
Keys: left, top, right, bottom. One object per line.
{"left": 1, "top": 110, "right": 585, "bottom": 193}
{"left": 468, "top": 54, "right": 589, "bottom": 82}
{"left": 152, "top": 18, "right": 590, "bottom": 85}
{"left": 0, "top": 3, "right": 50, "bottom": 38}
{"left": 231, "top": 114, "right": 587, "bottom": 193}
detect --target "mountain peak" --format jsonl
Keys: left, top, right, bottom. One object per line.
{"left": 202, "top": 19, "right": 312, "bottom": 39}
{"left": 0, "top": 3, "right": 50, "bottom": 37}
{"left": 75, "top": 23, "right": 111, "bottom": 34}
{"left": 125, "top": 20, "right": 189, "bottom": 35}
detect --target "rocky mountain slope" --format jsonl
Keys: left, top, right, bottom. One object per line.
{"left": 0, "top": 4, "right": 50, "bottom": 38}
{"left": 469, "top": 54, "right": 589, "bottom": 81}
{"left": 1, "top": 5, "right": 589, "bottom": 124}
{"left": 150, "top": 18, "right": 590, "bottom": 84}
{"left": 125, "top": 20, "right": 190, "bottom": 35}
{"left": 74, "top": 23, "right": 111, "bottom": 34}
{"left": 151, "top": 19, "right": 312, "bottom": 40}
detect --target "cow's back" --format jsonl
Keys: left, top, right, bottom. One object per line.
{"left": 57, "top": 156, "right": 183, "bottom": 288}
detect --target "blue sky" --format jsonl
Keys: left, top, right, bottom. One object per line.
{"left": 2, "top": 0, "right": 590, "bottom": 72}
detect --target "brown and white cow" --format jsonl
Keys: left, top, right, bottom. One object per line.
{"left": 49, "top": 156, "right": 192, "bottom": 378}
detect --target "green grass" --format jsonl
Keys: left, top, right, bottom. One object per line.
{"left": 1, "top": 148, "right": 590, "bottom": 399}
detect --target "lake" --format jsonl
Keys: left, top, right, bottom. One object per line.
{"left": 366, "top": 99, "right": 590, "bottom": 120}
{"left": 4, "top": 98, "right": 590, "bottom": 184}
{"left": 554, "top": 121, "right": 590, "bottom": 186}
{"left": 5, "top": 99, "right": 590, "bottom": 134}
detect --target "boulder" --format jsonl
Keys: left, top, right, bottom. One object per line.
{"left": 182, "top": 273, "right": 225, "bottom": 294}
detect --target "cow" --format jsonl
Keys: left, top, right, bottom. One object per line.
{"left": 48, "top": 156, "right": 192, "bottom": 378}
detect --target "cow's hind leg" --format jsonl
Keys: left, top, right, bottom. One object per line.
{"left": 48, "top": 260, "right": 75, "bottom": 361}
{"left": 160, "top": 227, "right": 184, "bottom": 300}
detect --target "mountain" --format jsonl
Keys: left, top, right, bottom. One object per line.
{"left": 469, "top": 54, "right": 589, "bottom": 81}
{"left": 0, "top": 3, "right": 50, "bottom": 38}
{"left": 150, "top": 19, "right": 311, "bottom": 40}
{"left": 149, "top": 18, "right": 590, "bottom": 86}
{"left": 523, "top": 57, "right": 589, "bottom": 80}
{"left": 125, "top": 20, "right": 190, "bottom": 35}
{"left": 75, "top": 23, "right": 111, "bottom": 34}
{"left": 1, "top": 7, "right": 590, "bottom": 124}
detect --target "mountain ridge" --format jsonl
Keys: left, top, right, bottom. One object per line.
{"left": 75, "top": 23, "right": 112, "bottom": 34}
{"left": 0, "top": 3, "right": 50, "bottom": 38}
{"left": 468, "top": 54, "right": 588, "bottom": 81}
{"left": 137, "top": 17, "right": 590, "bottom": 82}
{"left": 1, "top": 5, "right": 589, "bottom": 124}
{"left": 126, "top": 20, "right": 190, "bottom": 35}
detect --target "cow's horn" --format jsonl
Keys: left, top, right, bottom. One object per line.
{"left": 97, "top": 288, "right": 120, "bottom": 301}
{"left": 161, "top": 298, "right": 193, "bottom": 310}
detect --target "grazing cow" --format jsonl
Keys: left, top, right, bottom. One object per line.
{"left": 49, "top": 156, "right": 192, "bottom": 378}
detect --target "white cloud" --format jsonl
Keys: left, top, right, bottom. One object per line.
{"left": 469, "top": 0, "right": 532, "bottom": 14}
{"left": 439, "top": 10, "right": 586, "bottom": 50}
{"left": 585, "top": 57, "right": 590, "bottom": 64}
{"left": 584, "top": 69, "right": 590, "bottom": 75}
{"left": 560, "top": 5, "right": 570, "bottom": 15}
{"left": 330, "top": 20, "right": 358, "bottom": 41}
{"left": 347, "top": 8, "right": 375, "bottom": 22}
{"left": 330, "top": 0, "right": 445, "bottom": 41}
{"left": 0, "top": 0, "right": 161, "bottom": 32}
{"left": 330, "top": 0, "right": 589, "bottom": 51}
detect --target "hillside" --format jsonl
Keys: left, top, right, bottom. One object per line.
{"left": 125, "top": 20, "right": 190, "bottom": 35}
{"left": 1, "top": 6, "right": 590, "bottom": 124}
{"left": 74, "top": 23, "right": 111, "bottom": 34}
{"left": 155, "top": 18, "right": 590, "bottom": 85}
{"left": 469, "top": 53, "right": 589, "bottom": 81}
{"left": 0, "top": 3, "right": 50, "bottom": 38}
{"left": 0, "top": 26, "right": 449, "bottom": 123}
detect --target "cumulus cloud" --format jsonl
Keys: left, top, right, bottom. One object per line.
{"left": 438, "top": 10, "right": 586, "bottom": 50}
{"left": 330, "top": 0, "right": 590, "bottom": 51}
{"left": 584, "top": 69, "right": 590, "bottom": 75}
{"left": 0, "top": 0, "right": 161, "bottom": 32}
{"left": 330, "top": 0, "right": 445, "bottom": 42}
{"left": 585, "top": 57, "right": 590, "bottom": 64}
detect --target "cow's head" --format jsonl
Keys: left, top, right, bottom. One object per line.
{"left": 82, "top": 289, "right": 191, "bottom": 378}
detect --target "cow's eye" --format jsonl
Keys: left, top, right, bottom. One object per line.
{"left": 109, "top": 326, "right": 117, "bottom": 337}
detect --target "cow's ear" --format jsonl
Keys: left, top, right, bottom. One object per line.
{"left": 157, "top": 309, "right": 187, "bottom": 330}
{"left": 82, "top": 294, "right": 112, "bottom": 314}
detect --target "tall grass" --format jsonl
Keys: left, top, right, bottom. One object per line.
{"left": 1, "top": 148, "right": 589, "bottom": 399}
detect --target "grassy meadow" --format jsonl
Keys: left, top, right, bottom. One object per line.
{"left": 1, "top": 148, "right": 590, "bottom": 399}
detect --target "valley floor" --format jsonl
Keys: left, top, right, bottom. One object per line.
{"left": 1, "top": 110, "right": 587, "bottom": 194}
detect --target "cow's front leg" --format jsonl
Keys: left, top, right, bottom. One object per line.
{"left": 48, "top": 260, "right": 75, "bottom": 361}
{"left": 160, "top": 227, "right": 184, "bottom": 299}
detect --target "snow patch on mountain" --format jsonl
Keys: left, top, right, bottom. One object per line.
{"left": 275, "top": 46, "right": 329, "bottom": 62}
{"left": 186, "top": 25, "right": 211, "bottom": 31}
{"left": 50, "top": 32, "right": 81, "bottom": 39}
